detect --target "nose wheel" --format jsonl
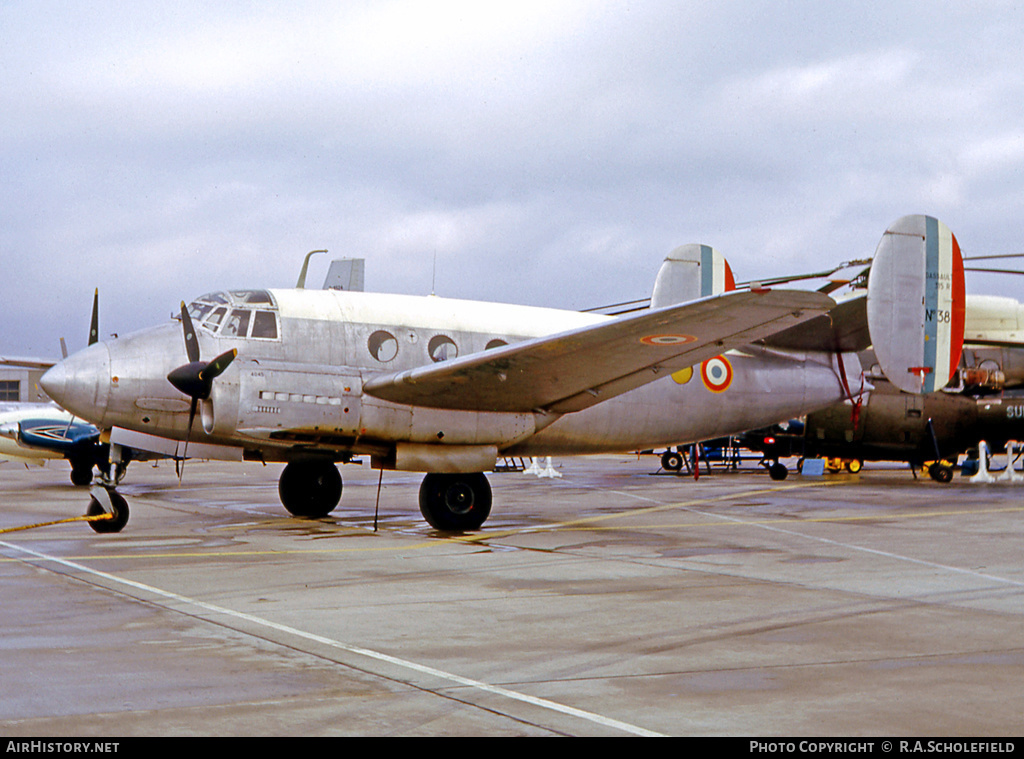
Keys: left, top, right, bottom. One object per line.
{"left": 86, "top": 486, "right": 130, "bottom": 533}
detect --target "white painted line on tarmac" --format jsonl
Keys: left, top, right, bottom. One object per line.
{"left": 1, "top": 539, "right": 663, "bottom": 737}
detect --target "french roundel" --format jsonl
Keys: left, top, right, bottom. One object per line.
{"left": 640, "top": 334, "right": 696, "bottom": 346}
{"left": 700, "top": 356, "right": 733, "bottom": 393}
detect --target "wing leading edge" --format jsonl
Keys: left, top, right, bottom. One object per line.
{"left": 363, "top": 288, "right": 836, "bottom": 414}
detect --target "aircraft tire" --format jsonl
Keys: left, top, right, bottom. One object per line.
{"left": 661, "top": 451, "right": 683, "bottom": 471}
{"left": 928, "top": 464, "right": 954, "bottom": 483}
{"left": 768, "top": 462, "right": 788, "bottom": 481}
{"left": 87, "top": 491, "right": 129, "bottom": 533}
{"left": 419, "top": 472, "right": 492, "bottom": 531}
{"left": 70, "top": 465, "right": 94, "bottom": 487}
{"left": 278, "top": 461, "right": 343, "bottom": 518}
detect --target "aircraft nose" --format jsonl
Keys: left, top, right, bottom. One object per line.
{"left": 40, "top": 342, "right": 111, "bottom": 423}
{"left": 39, "top": 361, "right": 66, "bottom": 402}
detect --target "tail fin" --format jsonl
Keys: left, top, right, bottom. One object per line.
{"left": 651, "top": 244, "right": 735, "bottom": 308}
{"left": 867, "top": 215, "right": 965, "bottom": 393}
{"left": 755, "top": 214, "right": 965, "bottom": 394}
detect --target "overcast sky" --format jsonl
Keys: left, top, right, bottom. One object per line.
{"left": 3, "top": 1, "right": 1023, "bottom": 358}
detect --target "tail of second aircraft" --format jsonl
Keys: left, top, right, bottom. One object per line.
{"left": 652, "top": 214, "right": 966, "bottom": 395}
{"left": 865, "top": 215, "right": 965, "bottom": 394}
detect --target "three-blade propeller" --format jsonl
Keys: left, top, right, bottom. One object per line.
{"left": 166, "top": 302, "right": 236, "bottom": 475}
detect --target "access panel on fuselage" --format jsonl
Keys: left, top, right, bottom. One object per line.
{"left": 237, "top": 363, "right": 362, "bottom": 441}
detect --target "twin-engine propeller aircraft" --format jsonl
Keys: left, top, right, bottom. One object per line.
{"left": 41, "top": 215, "right": 965, "bottom": 533}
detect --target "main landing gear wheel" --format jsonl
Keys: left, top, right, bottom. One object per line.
{"left": 419, "top": 472, "right": 492, "bottom": 531}
{"left": 661, "top": 451, "right": 683, "bottom": 472}
{"left": 87, "top": 488, "right": 129, "bottom": 533}
{"left": 768, "top": 462, "right": 789, "bottom": 481}
{"left": 927, "top": 463, "right": 954, "bottom": 483}
{"left": 278, "top": 461, "right": 343, "bottom": 518}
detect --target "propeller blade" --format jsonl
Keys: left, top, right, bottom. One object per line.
{"left": 179, "top": 397, "right": 199, "bottom": 483}
{"left": 169, "top": 303, "right": 239, "bottom": 483}
{"left": 89, "top": 289, "right": 99, "bottom": 346}
{"left": 963, "top": 253, "right": 1024, "bottom": 261}
{"left": 964, "top": 267, "right": 1024, "bottom": 276}
{"left": 199, "top": 349, "right": 237, "bottom": 382}
{"left": 179, "top": 302, "right": 201, "bottom": 363}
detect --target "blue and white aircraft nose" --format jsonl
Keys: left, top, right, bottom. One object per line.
{"left": 40, "top": 342, "right": 111, "bottom": 424}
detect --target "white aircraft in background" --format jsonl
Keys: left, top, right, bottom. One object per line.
{"left": 41, "top": 215, "right": 964, "bottom": 533}
{"left": 0, "top": 294, "right": 104, "bottom": 483}
{"left": 0, "top": 402, "right": 102, "bottom": 483}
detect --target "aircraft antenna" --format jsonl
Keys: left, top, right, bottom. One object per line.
{"left": 296, "top": 249, "right": 328, "bottom": 288}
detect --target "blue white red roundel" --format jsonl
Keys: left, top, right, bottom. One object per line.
{"left": 700, "top": 356, "right": 733, "bottom": 393}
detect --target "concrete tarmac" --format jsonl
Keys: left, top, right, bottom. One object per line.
{"left": 1, "top": 454, "right": 1023, "bottom": 737}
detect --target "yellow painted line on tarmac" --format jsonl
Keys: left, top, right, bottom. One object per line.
{"left": 0, "top": 480, "right": 836, "bottom": 562}
{"left": 4, "top": 478, "right": 1020, "bottom": 561}
{"left": 453, "top": 479, "right": 851, "bottom": 543}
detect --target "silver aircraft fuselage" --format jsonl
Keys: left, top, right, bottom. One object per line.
{"left": 42, "top": 287, "right": 855, "bottom": 467}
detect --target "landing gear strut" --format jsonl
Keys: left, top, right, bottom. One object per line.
{"left": 278, "top": 460, "right": 343, "bottom": 517}
{"left": 419, "top": 472, "right": 492, "bottom": 531}
{"left": 83, "top": 443, "right": 131, "bottom": 533}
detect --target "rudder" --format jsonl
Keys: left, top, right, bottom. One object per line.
{"left": 651, "top": 244, "right": 736, "bottom": 308}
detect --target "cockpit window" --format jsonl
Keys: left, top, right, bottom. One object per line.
{"left": 186, "top": 290, "right": 278, "bottom": 339}
{"left": 251, "top": 311, "right": 278, "bottom": 339}
{"left": 187, "top": 303, "right": 214, "bottom": 323}
{"left": 232, "top": 290, "right": 274, "bottom": 305}
{"left": 203, "top": 307, "right": 227, "bottom": 330}
{"left": 198, "top": 292, "right": 230, "bottom": 305}
{"left": 222, "top": 309, "right": 251, "bottom": 337}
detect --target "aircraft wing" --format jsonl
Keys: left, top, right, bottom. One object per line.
{"left": 0, "top": 356, "right": 56, "bottom": 370}
{"left": 363, "top": 288, "right": 835, "bottom": 414}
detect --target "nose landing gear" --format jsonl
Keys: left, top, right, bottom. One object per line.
{"left": 86, "top": 485, "right": 130, "bottom": 533}
{"left": 84, "top": 443, "right": 131, "bottom": 533}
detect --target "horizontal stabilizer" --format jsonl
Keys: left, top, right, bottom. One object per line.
{"left": 364, "top": 288, "right": 834, "bottom": 413}
{"left": 759, "top": 294, "right": 870, "bottom": 353}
